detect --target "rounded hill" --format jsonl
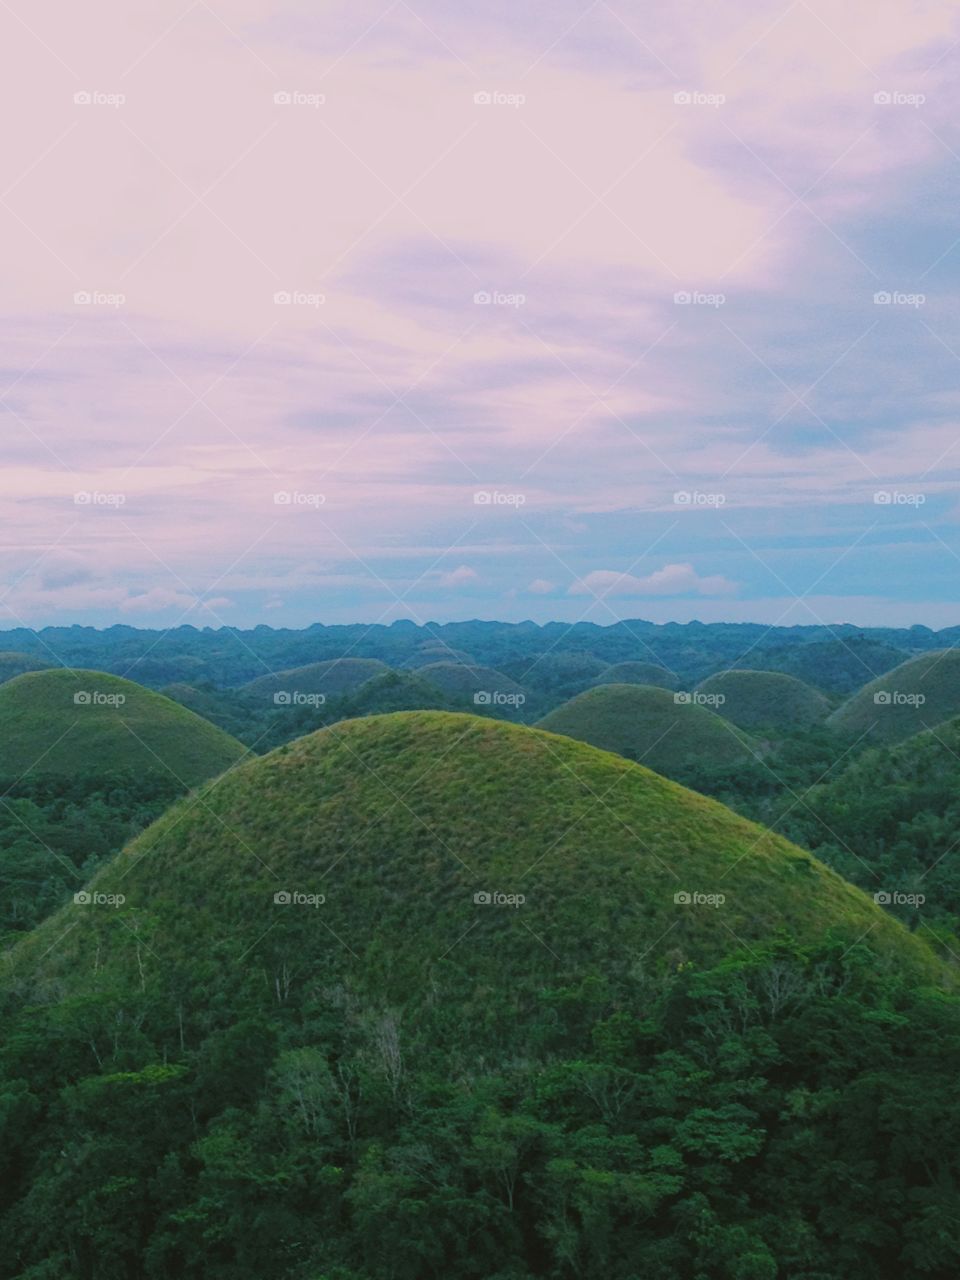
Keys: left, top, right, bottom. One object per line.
{"left": 592, "top": 661, "right": 679, "bottom": 690}
{"left": 10, "top": 711, "right": 938, "bottom": 1007}
{"left": 241, "top": 658, "right": 391, "bottom": 700}
{"left": 0, "top": 669, "right": 246, "bottom": 784}
{"left": 828, "top": 649, "right": 960, "bottom": 744}
{"left": 0, "top": 651, "right": 54, "bottom": 684}
{"left": 696, "top": 669, "right": 831, "bottom": 731}
{"left": 536, "top": 683, "right": 758, "bottom": 777}
{"left": 416, "top": 661, "right": 527, "bottom": 704}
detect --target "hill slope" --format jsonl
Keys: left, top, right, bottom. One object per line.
{"left": 0, "top": 651, "right": 54, "bottom": 684}
{"left": 537, "top": 683, "right": 759, "bottom": 777}
{"left": 10, "top": 712, "right": 936, "bottom": 998}
{"left": 696, "top": 669, "right": 831, "bottom": 731}
{"left": 416, "top": 661, "right": 527, "bottom": 707}
{"left": 593, "top": 660, "right": 679, "bottom": 690}
{"left": 0, "top": 669, "right": 247, "bottom": 784}
{"left": 242, "top": 658, "right": 391, "bottom": 700}
{"left": 2, "top": 712, "right": 950, "bottom": 1280}
{"left": 828, "top": 649, "right": 960, "bottom": 743}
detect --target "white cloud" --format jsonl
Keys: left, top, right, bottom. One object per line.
{"left": 569, "top": 563, "right": 738, "bottom": 598}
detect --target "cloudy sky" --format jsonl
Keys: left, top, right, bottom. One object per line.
{"left": 2, "top": 0, "right": 960, "bottom": 630}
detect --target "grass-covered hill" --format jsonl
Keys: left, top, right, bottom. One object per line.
{"left": 828, "top": 650, "right": 960, "bottom": 744}
{"left": 593, "top": 660, "right": 679, "bottom": 690}
{"left": 0, "top": 669, "right": 247, "bottom": 785}
{"left": 241, "top": 657, "right": 391, "bottom": 700}
{"left": 10, "top": 712, "right": 937, "bottom": 997}
{"left": 751, "top": 635, "right": 910, "bottom": 696}
{"left": 696, "top": 669, "right": 831, "bottom": 732}
{"left": 537, "top": 683, "right": 759, "bottom": 778}
{"left": 416, "top": 661, "right": 527, "bottom": 705}
{"left": 0, "top": 650, "right": 54, "bottom": 683}
{"left": 2, "top": 712, "right": 954, "bottom": 1280}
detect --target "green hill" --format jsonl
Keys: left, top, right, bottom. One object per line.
{"left": 537, "top": 683, "right": 758, "bottom": 777}
{"left": 696, "top": 669, "right": 831, "bottom": 732}
{"left": 0, "top": 651, "right": 53, "bottom": 684}
{"left": 828, "top": 649, "right": 960, "bottom": 744}
{"left": 1, "top": 712, "right": 952, "bottom": 1279}
{"left": 752, "top": 636, "right": 909, "bottom": 695}
{"left": 241, "top": 657, "right": 391, "bottom": 701}
{"left": 11, "top": 711, "right": 936, "bottom": 993}
{"left": 593, "top": 660, "right": 679, "bottom": 690}
{"left": 0, "top": 669, "right": 246, "bottom": 784}
{"left": 417, "top": 661, "right": 527, "bottom": 709}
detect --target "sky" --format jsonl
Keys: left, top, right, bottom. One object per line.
{"left": 2, "top": 0, "right": 960, "bottom": 631}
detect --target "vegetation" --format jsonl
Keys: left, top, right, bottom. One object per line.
{"left": 0, "top": 650, "right": 53, "bottom": 683}
{"left": 537, "top": 684, "right": 759, "bottom": 777}
{"left": 242, "top": 658, "right": 391, "bottom": 701}
{"left": 696, "top": 670, "right": 831, "bottom": 732}
{"left": 0, "top": 713, "right": 956, "bottom": 1279}
{"left": 750, "top": 635, "right": 910, "bottom": 695}
{"left": 592, "top": 660, "right": 679, "bottom": 690}
{"left": 0, "top": 669, "right": 247, "bottom": 784}
{"left": 829, "top": 649, "right": 960, "bottom": 743}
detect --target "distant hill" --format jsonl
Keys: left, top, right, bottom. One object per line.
{"left": 0, "top": 669, "right": 246, "bottom": 784}
{"left": 696, "top": 669, "right": 831, "bottom": 732}
{"left": 828, "top": 650, "right": 960, "bottom": 744}
{"left": 750, "top": 636, "right": 910, "bottom": 696}
{"left": 593, "top": 660, "right": 679, "bottom": 690}
{"left": 242, "top": 658, "right": 391, "bottom": 701}
{"left": 0, "top": 651, "right": 54, "bottom": 683}
{"left": 536, "top": 683, "right": 758, "bottom": 777}
{"left": 417, "top": 662, "right": 528, "bottom": 710}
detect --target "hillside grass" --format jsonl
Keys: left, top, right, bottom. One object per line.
{"left": 537, "top": 683, "right": 759, "bottom": 776}
{"left": 8, "top": 711, "right": 942, "bottom": 1019}
{"left": 696, "top": 669, "right": 831, "bottom": 731}
{"left": 0, "top": 669, "right": 247, "bottom": 785}
{"left": 829, "top": 650, "right": 960, "bottom": 743}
